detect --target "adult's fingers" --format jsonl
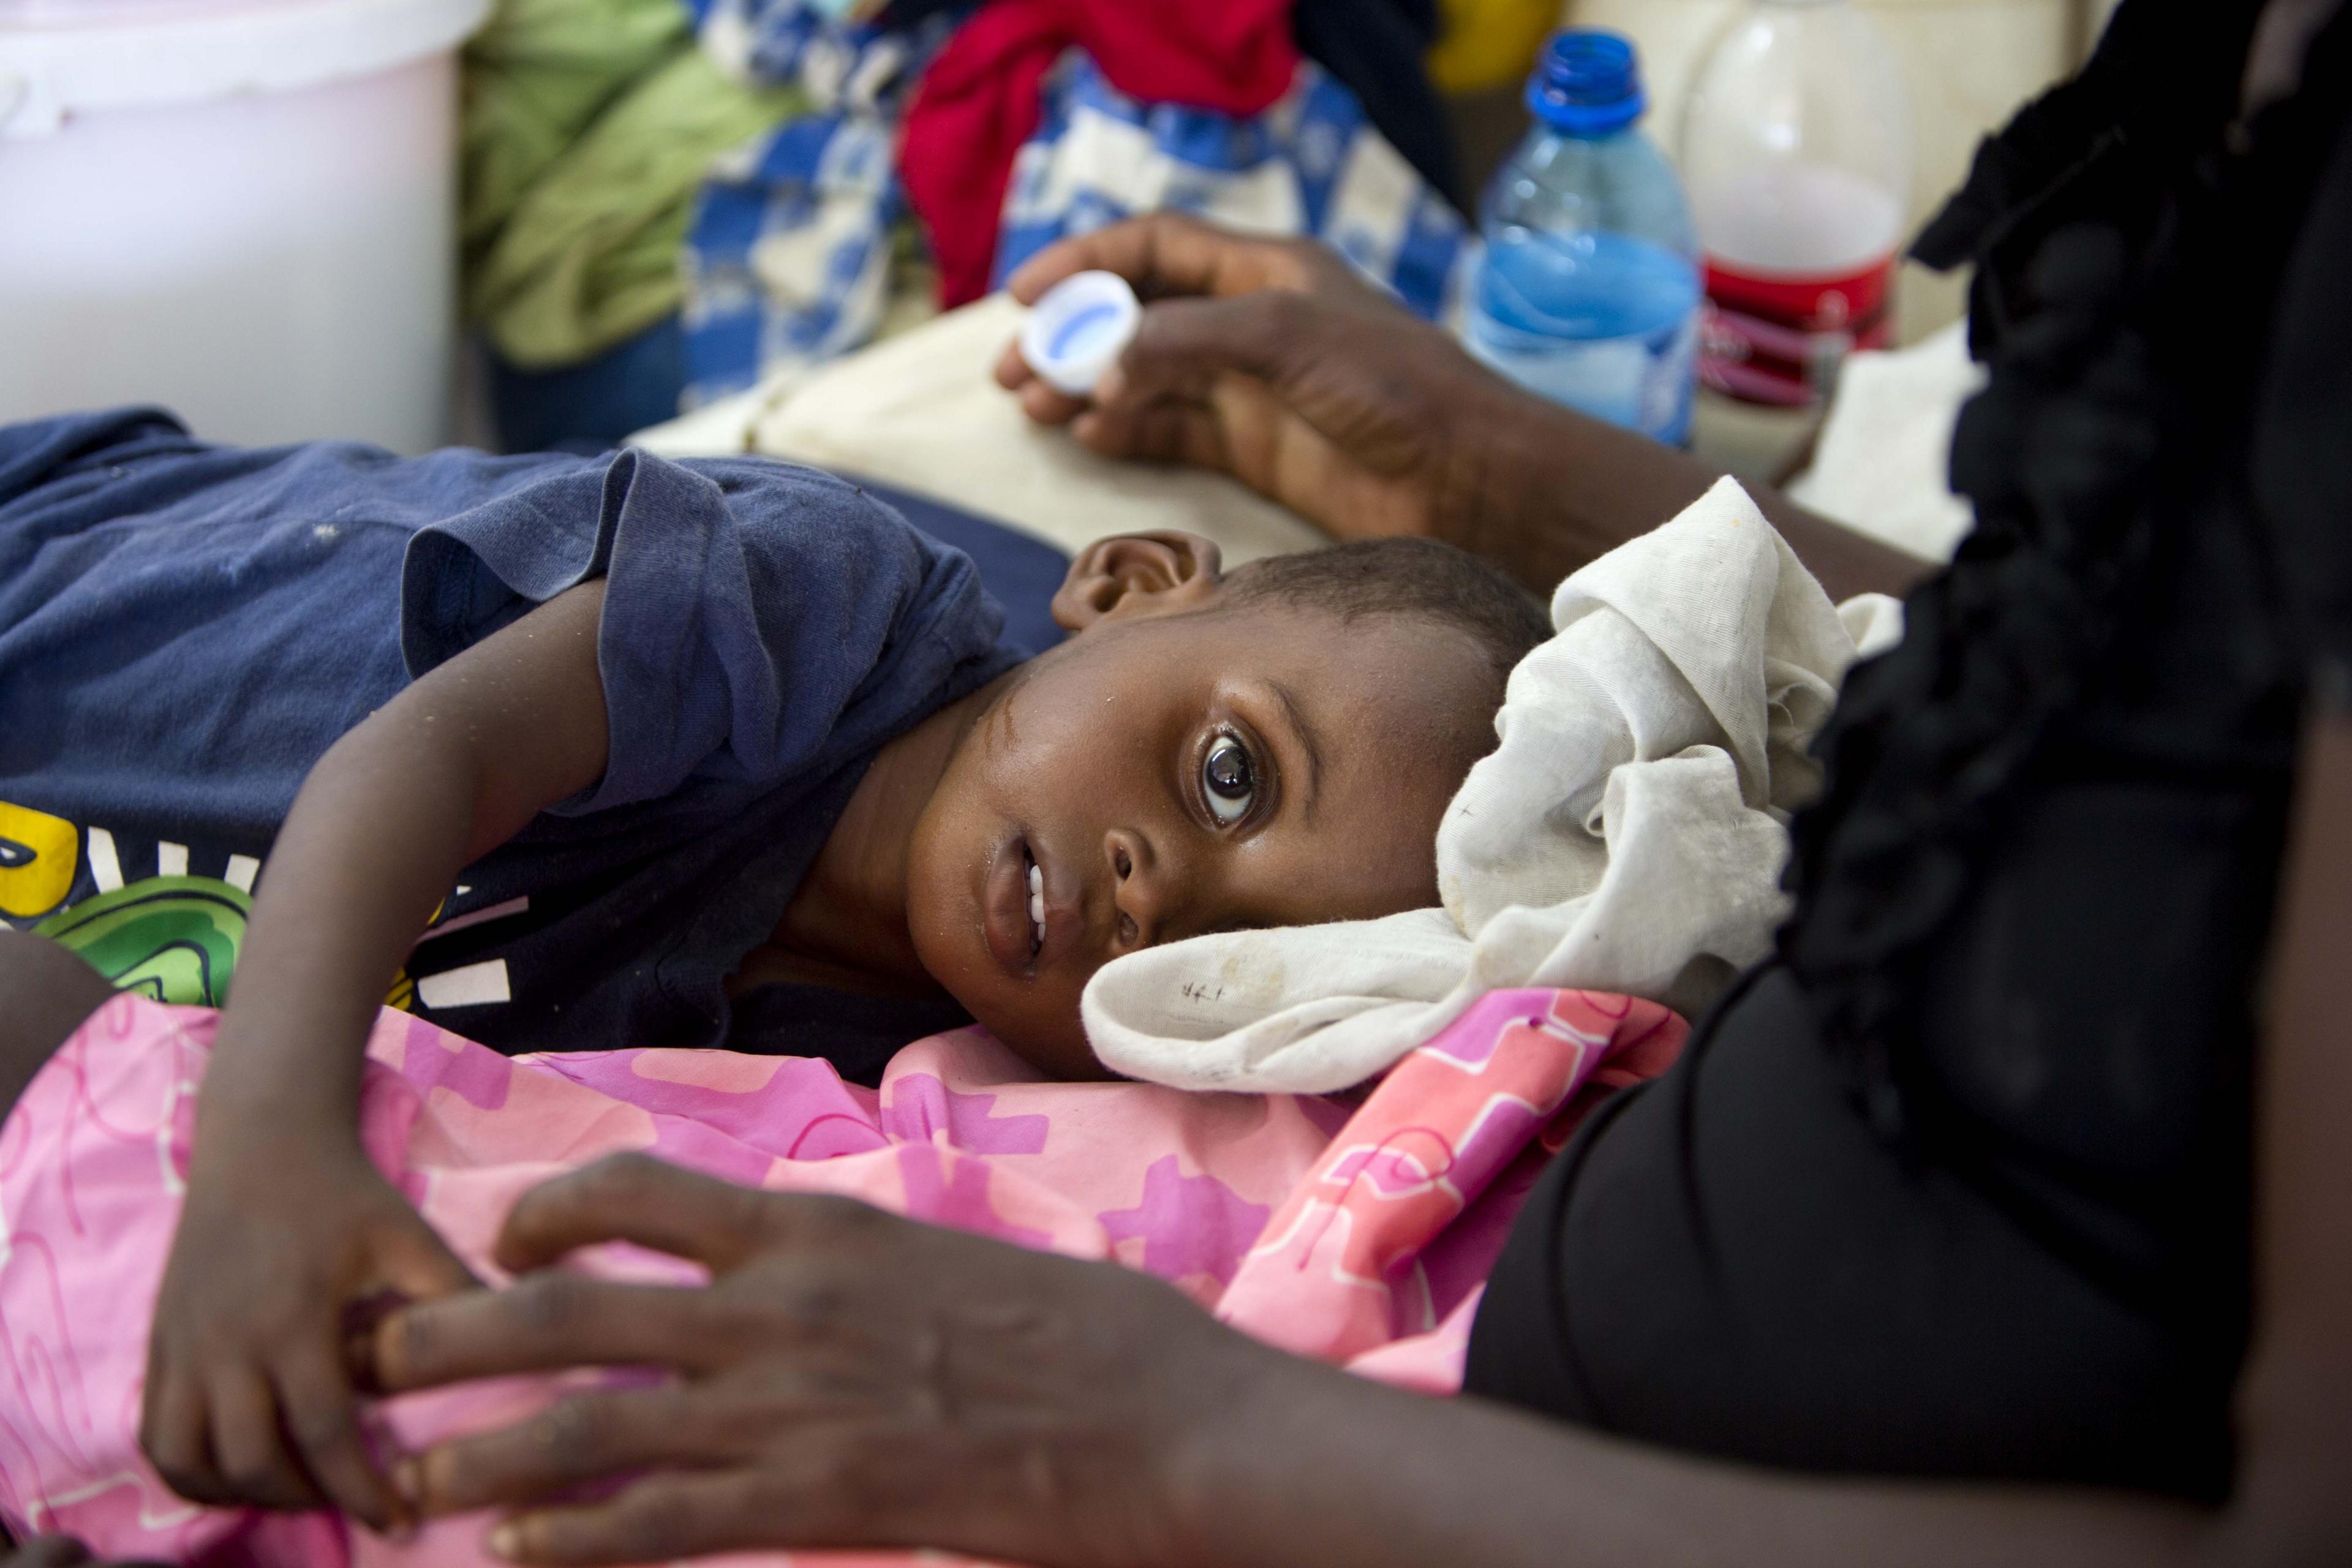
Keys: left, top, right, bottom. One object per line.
{"left": 374, "top": 1276, "right": 725, "bottom": 1395}
{"left": 396, "top": 1387, "right": 731, "bottom": 1517}
{"left": 275, "top": 1337, "right": 401, "bottom": 1532}
{"left": 485, "top": 1470, "right": 780, "bottom": 1567}
{"left": 6, "top": 1544, "right": 173, "bottom": 1568}
{"left": 1102, "top": 290, "right": 1341, "bottom": 413}
{"left": 992, "top": 339, "right": 1091, "bottom": 426}
{"left": 491, "top": 1154, "right": 783, "bottom": 1276}
{"left": 1004, "top": 212, "right": 1320, "bottom": 306}
{"left": 206, "top": 1366, "right": 320, "bottom": 1513}
{"left": 1069, "top": 395, "right": 1232, "bottom": 472}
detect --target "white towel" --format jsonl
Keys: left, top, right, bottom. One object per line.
{"left": 1080, "top": 477, "right": 1905, "bottom": 1093}
{"left": 1789, "top": 321, "right": 1985, "bottom": 565}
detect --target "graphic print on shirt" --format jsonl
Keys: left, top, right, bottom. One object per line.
{"left": 2, "top": 797, "right": 465, "bottom": 1011}
{"left": 0, "top": 800, "right": 78, "bottom": 919}
{"left": 34, "top": 877, "right": 251, "bottom": 1006}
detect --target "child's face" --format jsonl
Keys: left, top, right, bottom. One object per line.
{"left": 907, "top": 594, "right": 1499, "bottom": 1078}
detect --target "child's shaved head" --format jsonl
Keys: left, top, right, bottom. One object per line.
{"left": 1222, "top": 537, "right": 1551, "bottom": 690}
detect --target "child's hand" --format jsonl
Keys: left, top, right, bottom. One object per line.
{"left": 129, "top": 579, "right": 603, "bottom": 1530}
{"left": 139, "top": 1124, "right": 475, "bottom": 1533}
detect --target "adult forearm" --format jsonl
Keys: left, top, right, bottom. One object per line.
{"left": 1447, "top": 396, "right": 1937, "bottom": 605}
{"left": 1172, "top": 1349, "right": 2209, "bottom": 1568}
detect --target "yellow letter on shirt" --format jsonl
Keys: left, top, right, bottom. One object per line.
{"left": 0, "top": 801, "right": 78, "bottom": 919}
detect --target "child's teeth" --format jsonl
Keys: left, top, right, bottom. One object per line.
{"left": 1027, "top": 863, "right": 1044, "bottom": 944}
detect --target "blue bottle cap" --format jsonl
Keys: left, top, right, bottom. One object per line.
{"left": 1525, "top": 29, "right": 1646, "bottom": 138}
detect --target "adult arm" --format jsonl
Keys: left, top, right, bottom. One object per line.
{"left": 373, "top": 705, "right": 2352, "bottom": 1568}
{"left": 141, "top": 580, "right": 614, "bottom": 1531}
{"left": 993, "top": 214, "right": 1934, "bottom": 603}
{"left": 0, "top": 1539, "right": 165, "bottom": 1568}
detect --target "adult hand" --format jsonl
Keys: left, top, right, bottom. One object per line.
{"left": 993, "top": 213, "right": 1932, "bottom": 603}
{"left": 140, "top": 1126, "right": 476, "bottom": 1532}
{"left": 0, "top": 1537, "right": 166, "bottom": 1568}
{"left": 373, "top": 1153, "right": 1285, "bottom": 1568}
{"left": 993, "top": 212, "right": 1543, "bottom": 552}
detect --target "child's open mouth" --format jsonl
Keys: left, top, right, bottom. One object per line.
{"left": 1028, "top": 856, "right": 1046, "bottom": 956}
{"left": 984, "top": 833, "right": 1052, "bottom": 978}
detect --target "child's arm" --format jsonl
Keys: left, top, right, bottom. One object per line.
{"left": 140, "top": 579, "right": 614, "bottom": 1533}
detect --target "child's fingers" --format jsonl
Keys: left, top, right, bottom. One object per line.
{"left": 207, "top": 1365, "right": 321, "bottom": 1513}
{"left": 138, "top": 1365, "right": 224, "bottom": 1506}
{"left": 275, "top": 1338, "right": 401, "bottom": 1533}
{"left": 377, "top": 1213, "right": 483, "bottom": 1301}
{"left": 397, "top": 1387, "right": 723, "bottom": 1518}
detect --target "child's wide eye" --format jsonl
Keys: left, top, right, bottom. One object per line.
{"left": 1202, "top": 735, "right": 1256, "bottom": 824}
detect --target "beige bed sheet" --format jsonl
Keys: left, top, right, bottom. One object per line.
{"left": 628, "top": 293, "right": 1330, "bottom": 566}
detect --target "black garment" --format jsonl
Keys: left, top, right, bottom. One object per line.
{"left": 1467, "top": 0, "right": 2352, "bottom": 1501}
{"left": 728, "top": 982, "right": 973, "bottom": 1087}
{"left": 1292, "top": 0, "right": 1464, "bottom": 213}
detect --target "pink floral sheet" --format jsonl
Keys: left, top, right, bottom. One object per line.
{"left": 0, "top": 988, "right": 1683, "bottom": 1566}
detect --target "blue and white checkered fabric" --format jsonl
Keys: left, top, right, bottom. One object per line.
{"left": 997, "top": 52, "right": 1466, "bottom": 320}
{"left": 675, "top": 1, "right": 1468, "bottom": 409}
{"left": 677, "top": 1, "right": 936, "bottom": 405}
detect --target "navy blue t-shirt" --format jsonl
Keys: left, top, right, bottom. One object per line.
{"left": 0, "top": 409, "right": 1022, "bottom": 1061}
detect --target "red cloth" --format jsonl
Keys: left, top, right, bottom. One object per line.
{"left": 899, "top": 0, "right": 1300, "bottom": 307}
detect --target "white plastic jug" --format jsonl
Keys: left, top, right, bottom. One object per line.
{"left": 1681, "top": 0, "right": 1913, "bottom": 408}
{"left": 0, "top": 0, "right": 489, "bottom": 452}
{"left": 1562, "top": 0, "right": 2079, "bottom": 346}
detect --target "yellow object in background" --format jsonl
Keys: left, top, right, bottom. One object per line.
{"left": 1428, "top": 0, "right": 1559, "bottom": 95}
{"left": 0, "top": 801, "right": 77, "bottom": 920}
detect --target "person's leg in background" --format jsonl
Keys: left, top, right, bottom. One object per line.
{"left": 0, "top": 932, "right": 119, "bottom": 1555}
{"left": 0, "top": 929, "right": 115, "bottom": 1125}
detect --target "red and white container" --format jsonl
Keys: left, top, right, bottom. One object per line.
{"left": 1679, "top": 0, "right": 1913, "bottom": 407}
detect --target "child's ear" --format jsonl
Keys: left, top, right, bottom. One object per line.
{"left": 1051, "top": 532, "right": 1224, "bottom": 632}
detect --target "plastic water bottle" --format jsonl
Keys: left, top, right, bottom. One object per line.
{"left": 1460, "top": 30, "right": 1700, "bottom": 446}
{"left": 1681, "top": 0, "right": 1914, "bottom": 407}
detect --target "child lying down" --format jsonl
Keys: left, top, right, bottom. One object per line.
{"left": 0, "top": 409, "right": 1548, "bottom": 1532}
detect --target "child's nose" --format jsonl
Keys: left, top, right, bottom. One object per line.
{"left": 1103, "top": 827, "right": 1161, "bottom": 952}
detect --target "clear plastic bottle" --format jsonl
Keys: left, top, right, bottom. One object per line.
{"left": 1460, "top": 29, "right": 1700, "bottom": 446}
{"left": 1680, "top": 0, "right": 1914, "bottom": 408}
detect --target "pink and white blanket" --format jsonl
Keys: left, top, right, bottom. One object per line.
{"left": 0, "top": 987, "right": 1682, "bottom": 1566}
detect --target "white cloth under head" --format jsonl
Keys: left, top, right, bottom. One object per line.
{"left": 1080, "top": 477, "right": 1905, "bottom": 1093}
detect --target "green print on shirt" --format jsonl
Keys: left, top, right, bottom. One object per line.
{"left": 34, "top": 876, "right": 252, "bottom": 1007}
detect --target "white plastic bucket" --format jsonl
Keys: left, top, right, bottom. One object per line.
{"left": 0, "top": 0, "right": 489, "bottom": 452}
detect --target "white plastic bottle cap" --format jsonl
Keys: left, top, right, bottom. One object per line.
{"left": 1019, "top": 270, "right": 1142, "bottom": 396}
